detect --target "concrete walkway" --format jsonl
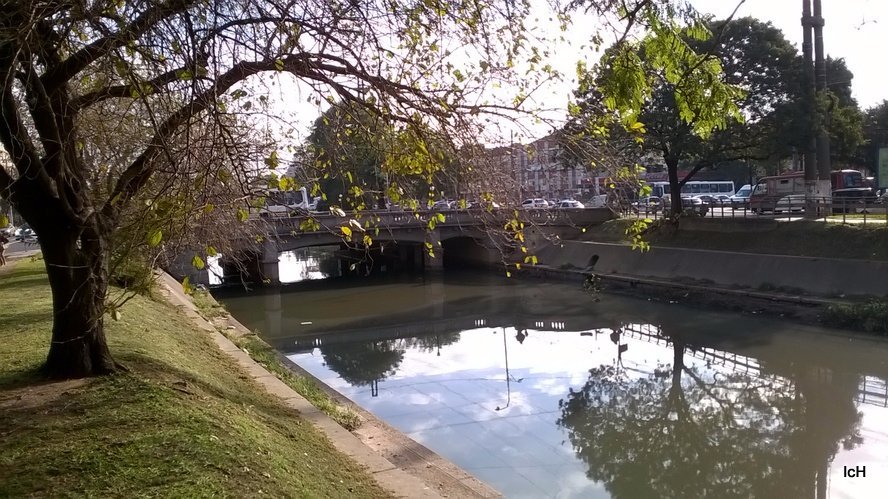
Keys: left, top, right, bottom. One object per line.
{"left": 156, "top": 271, "right": 445, "bottom": 498}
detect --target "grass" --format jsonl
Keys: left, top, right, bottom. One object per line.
{"left": 822, "top": 300, "right": 888, "bottom": 334}
{"left": 584, "top": 219, "right": 888, "bottom": 261}
{"left": 235, "top": 335, "right": 361, "bottom": 431}
{"left": 0, "top": 259, "right": 389, "bottom": 498}
{"left": 189, "top": 290, "right": 361, "bottom": 431}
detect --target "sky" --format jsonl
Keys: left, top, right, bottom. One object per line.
{"left": 262, "top": 0, "right": 888, "bottom": 148}
{"left": 700, "top": 0, "right": 887, "bottom": 109}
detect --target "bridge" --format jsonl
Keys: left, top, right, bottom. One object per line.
{"left": 191, "top": 208, "right": 614, "bottom": 285}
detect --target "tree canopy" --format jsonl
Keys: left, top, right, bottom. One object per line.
{"left": 1, "top": 0, "right": 754, "bottom": 377}
{"left": 564, "top": 15, "right": 865, "bottom": 215}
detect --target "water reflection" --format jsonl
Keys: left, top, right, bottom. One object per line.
{"left": 321, "top": 333, "right": 461, "bottom": 388}
{"left": 558, "top": 330, "right": 863, "bottom": 498}
{"left": 218, "top": 272, "right": 888, "bottom": 498}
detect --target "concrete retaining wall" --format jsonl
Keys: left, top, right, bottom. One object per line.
{"left": 537, "top": 241, "right": 888, "bottom": 298}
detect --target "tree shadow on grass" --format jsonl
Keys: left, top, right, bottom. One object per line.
{"left": 0, "top": 310, "right": 52, "bottom": 333}
{"left": 0, "top": 271, "right": 49, "bottom": 294}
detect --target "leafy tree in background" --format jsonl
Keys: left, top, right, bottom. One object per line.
{"left": 858, "top": 100, "right": 888, "bottom": 171}
{"left": 306, "top": 102, "right": 392, "bottom": 210}
{"left": 566, "top": 16, "right": 795, "bottom": 215}
{"left": 767, "top": 57, "right": 864, "bottom": 168}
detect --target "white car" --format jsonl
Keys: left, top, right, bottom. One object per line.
{"left": 557, "top": 200, "right": 585, "bottom": 209}
{"left": 774, "top": 194, "right": 806, "bottom": 214}
{"left": 521, "top": 198, "right": 549, "bottom": 209}
{"left": 586, "top": 194, "right": 608, "bottom": 208}
{"left": 730, "top": 184, "right": 753, "bottom": 208}
{"left": 431, "top": 199, "right": 455, "bottom": 211}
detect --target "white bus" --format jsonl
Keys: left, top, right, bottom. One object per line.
{"left": 648, "top": 180, "right": 736, "bottom": 198}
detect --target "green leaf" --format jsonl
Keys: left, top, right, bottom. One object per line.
{"left": 192, "top": 255, "right": 206, "bottom": 270}
{"left": 176, "top": 69, "right": 194, "bottom": 80}
{"left": 265, "top": 151, "right": 280, "bottom": 169}
{"left": 436, "top": 213, "right": 445, "bottom": 223}
{"left": 0, "top": 215, "right": 8, "bottom": 228}
{"left": 278, "top": 176, "right": 295, "bottom": 191}
{"left": 274, "top": 59, "right": 285, "bottom": 71}
{"left": 147, "top": 229, "right": 163, "bottom": 247}
{"left": 206, "top": 246, "right": 218, "bottom": 257}
{"left": 236, "top": 208, "right": 249, "bottom": 223}
{"left": 182, "top": 277, "right": 193, "bottom": 295}
{"left": 340, "top": 226, "right": 352, "bottom": 237}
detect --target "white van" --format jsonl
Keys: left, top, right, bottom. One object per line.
{"left": 260, "top": 186, "right": 311, "bottom": 217}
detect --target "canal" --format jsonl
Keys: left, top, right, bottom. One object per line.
{"left": 215, "top": 248, "right": 888, "bottom": 498}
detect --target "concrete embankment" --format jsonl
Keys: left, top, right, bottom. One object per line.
{"left": 536, "top": 241, "right": 888, "bottom": 299}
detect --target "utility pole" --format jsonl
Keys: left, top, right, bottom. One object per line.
{"left": 801, "top": 0, "right": 818, "bottom": 217}
{"left": 813, "top": 0, "right": 832, "bottom": 191}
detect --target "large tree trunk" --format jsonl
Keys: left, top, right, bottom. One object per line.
{"left": 667, "top": 158, "right": 683, "bottom": 217}
{"left": 40, "top": 227, "right": 117, "bottom": 379}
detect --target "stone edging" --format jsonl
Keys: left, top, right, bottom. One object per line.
{"left": 156, "top": 270, "right": 501, "bottom": 498}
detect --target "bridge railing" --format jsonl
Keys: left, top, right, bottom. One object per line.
{"left": 262, "top": 207, "right": 616, "bottom": 236}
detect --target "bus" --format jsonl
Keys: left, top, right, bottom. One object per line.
{"left": 748, "top": 170, "right": 875, "bottom": 213}
{"left": 648, "top": 180, "right": 736, "bottom": 199}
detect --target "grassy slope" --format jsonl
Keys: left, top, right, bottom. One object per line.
{"left": 0, "top": 259, "right": 388, "bottom": 498}
{"left": 585, "top": 219, "right": 888, "bottom": 261}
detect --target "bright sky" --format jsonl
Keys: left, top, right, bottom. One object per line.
{"left": 698, "top": 0, "right": 887, "bottom": 108}
{"left": 263, "top": 0, "right": 888, "bottom": 148}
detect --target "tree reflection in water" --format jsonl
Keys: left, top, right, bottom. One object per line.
{"left": 557, "top": 330, "right": 863, "bottom": 499}
{"left": 320, "top": 332, "right": 461, "bottom": 386}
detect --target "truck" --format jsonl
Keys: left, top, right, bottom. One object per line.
{"left": 748, "top": 170, "right": 875, "bottom": 213}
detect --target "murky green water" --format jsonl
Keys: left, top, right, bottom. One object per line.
{"left": 217, "top": 251, "right": 888, "bottom": 498}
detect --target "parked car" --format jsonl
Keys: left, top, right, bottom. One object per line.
{"left": 431, "top": 199, "right": 455, "bottom": 211}
{"left": 15, "top": 225, "right": 35, "bottom": 241}
{"left": 694, "top": 194, "right": 716, "bottom": 205}
{"left": 468, "top": 200, "right": 501, "bottom": 210}
{"left": 521, "top": 198, "right": 549, "bottom": 209}
{"left": 661, "top": 196, "right": 708, "bottom": 216}
{"left": 631, "top": 196, "right": 664, "bottom": 213}
{"left": 730, "top": 184, "right": 753, "bottom": 208}
{"left": 585, "top": 194, "right": 608, "bottom": 208}
{"left": 714, "top": 194, "right": 732, "bottom": 206}
{"left": 774, "top": 194, "right": 806, "bottom": 214}
{"left": 557, "top": 199, "right": 585, "bottom": 209}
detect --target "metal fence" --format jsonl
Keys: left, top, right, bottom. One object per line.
{"left": 624, "top": 197, "right": 888, "bottom": 226}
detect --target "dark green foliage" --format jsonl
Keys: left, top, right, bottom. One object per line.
{"left": 822, "top": 300, "right": 888, "bottom": 334}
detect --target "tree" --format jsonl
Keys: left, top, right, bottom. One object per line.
{"left": 0, "top": 0, "right": 550, "bottom": 378}
{"left": 566, "top": 16, "right": 782, "bottom": 214}
{"left": 0, "top": 0, "right": 755, "bottom": 378}
{"left": 305, "top": 102, "right": 393, "bottom": 210}
{"left": 768, "top": 57, "right": 864, "bottom": 168}
{"left": 857, "top": 100, "right": 888, "bottom": 170}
